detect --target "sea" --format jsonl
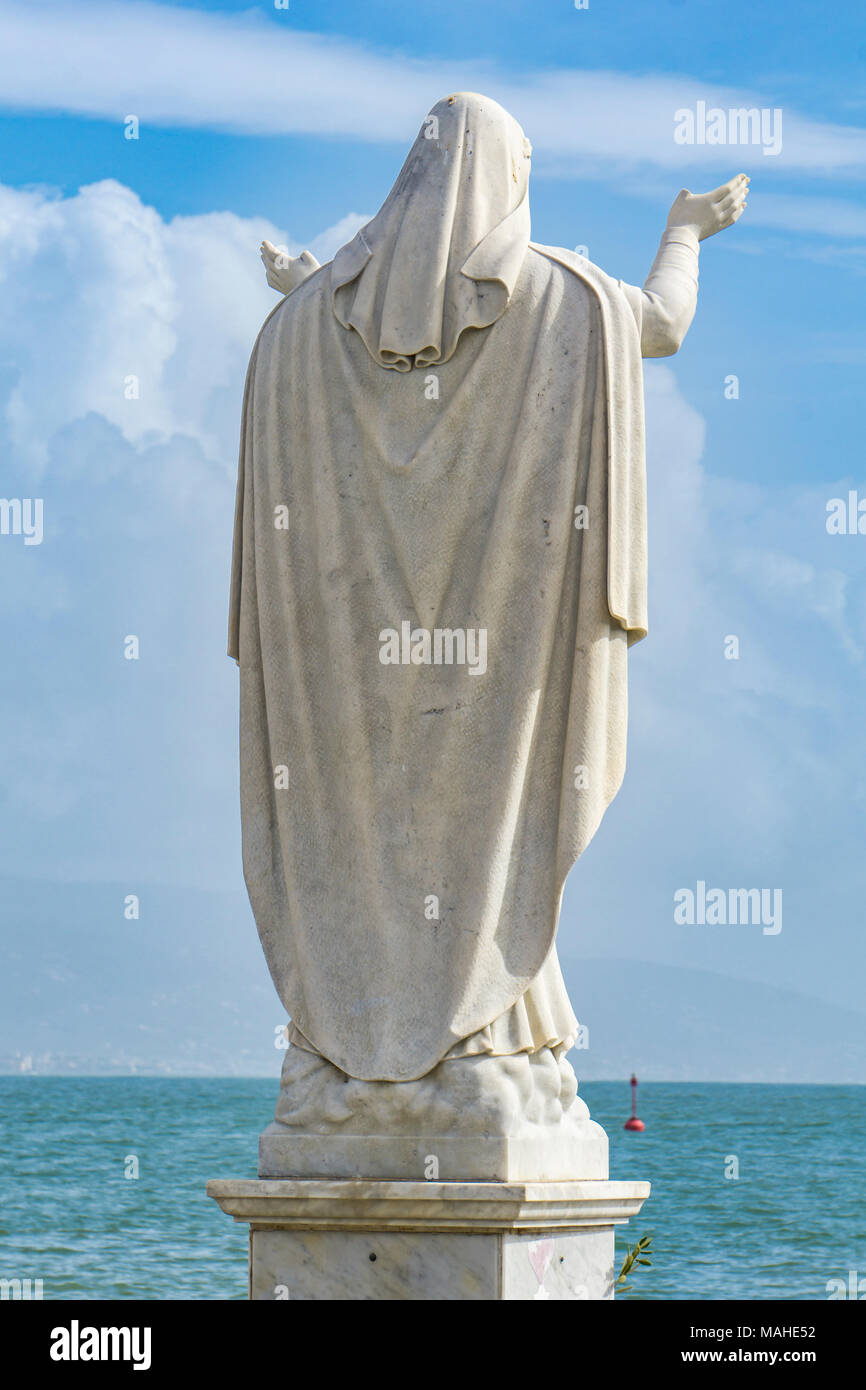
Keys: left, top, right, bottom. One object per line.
{"left": 0, "top": 1078, "right": 862, "bottom": 1301}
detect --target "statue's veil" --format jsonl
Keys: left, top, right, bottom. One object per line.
{"left": 330, "top": 92, "right": 532, "bottom": 372}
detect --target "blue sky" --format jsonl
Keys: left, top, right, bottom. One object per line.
{"left": 0, "top": 0, "right": 864, "bottom": 1076}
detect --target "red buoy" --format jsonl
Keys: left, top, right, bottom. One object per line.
{"left": 624, "top": 1072, "right": 645, "bottom": 1131}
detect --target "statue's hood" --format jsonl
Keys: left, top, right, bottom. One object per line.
{"left": 330, "top": 92, "right": 532, "bottom": 372}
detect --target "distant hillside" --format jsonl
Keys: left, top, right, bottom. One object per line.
{"left": 560, "top": 956, "right": 866, "bottom": 1084}
{"left": 1, "top": 878, "right": 863, "bottom": 1081}
{"left": 0, "top": 878, "right": 280, "bottom": 1077}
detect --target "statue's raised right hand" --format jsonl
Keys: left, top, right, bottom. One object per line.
{"left": 260, "top": 241, "right": 320, "bottom": 295}
{"left": 666, "top": 175, "right": 749, "bottom": 242}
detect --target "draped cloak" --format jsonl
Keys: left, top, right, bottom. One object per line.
{"left": 228, "top": 96, "right": 648, "bottom": 1082}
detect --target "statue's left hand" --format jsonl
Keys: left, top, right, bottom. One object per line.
{"left": 260, "top": 241, "right": 320, "bottom": 295}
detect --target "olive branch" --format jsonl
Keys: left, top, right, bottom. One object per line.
{"left": 616, "top": 1233, "right": 653, "bottom": 1295}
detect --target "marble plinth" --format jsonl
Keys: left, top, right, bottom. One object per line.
{"left": 258, "top": 1123, "right": 608, "bottom": 1181}
{"left": 206, "top": 1177, "right": 651, "bottom": 1301}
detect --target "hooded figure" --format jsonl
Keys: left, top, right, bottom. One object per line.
{"left": 229, "top": 92, "right": 725, "bottom": 1082}
{"left": 330, "top": 96, "right": 532, "bottom": 371}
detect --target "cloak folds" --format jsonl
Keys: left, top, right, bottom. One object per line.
{"left": 228, "top": 97, "right": 647, "bottom": 1082}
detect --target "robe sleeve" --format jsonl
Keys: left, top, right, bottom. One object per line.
{"left": 618, "top": 227, "right": 700, "bottom": 359}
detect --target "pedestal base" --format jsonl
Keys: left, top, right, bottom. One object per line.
{"left": 206, "top": 1178, "right": 651, "bottom": 1301}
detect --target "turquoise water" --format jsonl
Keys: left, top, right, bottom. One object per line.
{"left": 583, "top": 1081, "right": 866, "bottom": 1301}
{"left": 0, "top": 1079, "right": 862, "bottom": 1300}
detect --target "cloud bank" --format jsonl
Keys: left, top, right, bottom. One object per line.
{"left": 0, "top": 0, "right": 864, "bottom": 178}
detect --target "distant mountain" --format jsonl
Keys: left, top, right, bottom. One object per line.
{"left": 0, "top": 877, "right": 281, "bottom": 1077}
{"left": 1, "top": 877, "right": 863, "bottom": 1081}
{"left": 560, "top": 956, "right": 866, "bottom": 1084}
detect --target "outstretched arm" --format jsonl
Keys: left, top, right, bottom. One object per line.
{"left": 629, "top": 175, "right": 749, "bottom": 357}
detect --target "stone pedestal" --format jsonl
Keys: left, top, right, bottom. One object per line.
{"left": 258, "top": 1121, "right": 609, "bottom": 1182}
{"left": 209, "top": 1047, "right": 650, "bottom": 1299}
{"left": 206, "top": 1177, "right": 650, "bottom": 1301}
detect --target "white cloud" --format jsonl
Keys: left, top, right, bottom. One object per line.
{"left": 0, "top": 178, "right": 362, "bottom": 472}
{"left": 626, "top": 365, "right": 865, "bottom": 848}
{"left": 0, "top": 178, "right": 365, "bottom": 885}
{"left": 0, "top": 0, "right": 864, "bottom": 180}
{"left": 308, "top": 214, "right": 369, "bottom": 265}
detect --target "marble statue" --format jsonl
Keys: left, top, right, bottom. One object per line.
{"left": 229, "top": 92, "right": 746, "bottom": 1177}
